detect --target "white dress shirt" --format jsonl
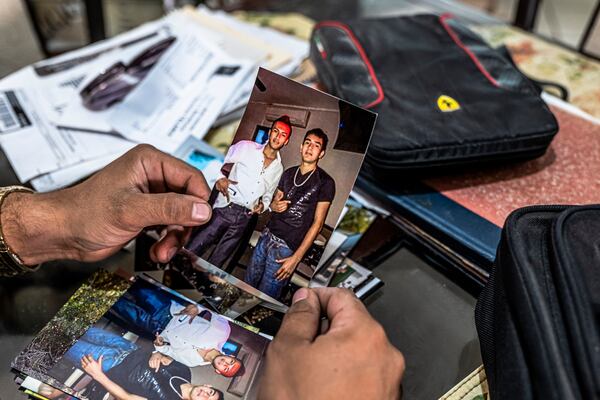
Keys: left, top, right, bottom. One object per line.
{"left": 213, "top": 140, "right": 283, "bottom": 211}
{"left": 154, "top": 302, "right": 231, "bottom": 368}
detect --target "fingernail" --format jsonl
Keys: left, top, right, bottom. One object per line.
{"left": 292, "top": 288, "right": 309, "bottom": 304}
{"left": 167, "top": 247, "right": 177, "bottom": 260}
{"left": 192, "top": 203, "right": 211, "bottom": 222}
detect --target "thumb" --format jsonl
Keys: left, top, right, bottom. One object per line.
{"left": 98, "top": 355, "right": 103, "bottom": 366}
{"left": 130, "top": 193, "right": 212, "bottom": 228}
{"left": 275, "top": 288, "right": 320, "bottom": 344}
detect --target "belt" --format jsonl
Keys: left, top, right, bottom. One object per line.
{"left": 225, "top": 202, "right": 252, "bottom": 213}
{"left": 268, "top": 230, "right": 289, "bottom": 247}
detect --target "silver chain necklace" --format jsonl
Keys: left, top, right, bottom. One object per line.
{"left": 293, "top": 166, "right": 316, "bottom": 187}
{"left": 169, "top": 376, "right": 189, "bottom": 399}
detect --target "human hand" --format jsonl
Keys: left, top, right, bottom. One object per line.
{"left": 260, "top": 288, "right": 405, "bottom": 400}
{"left": 154, "top": 333, "right": 166, "bottom": 347}
{"left": 175, "top": 304, "right": 200, "bottom": 323}
{"left": 149, "top": 352, "right": 173, "bottom": 372}
{"left": 215, "top": 177, "right": 237, "bottom": 202}
{"left": 274, "top": 255, "right": 301, "bottom": 281}
{"left": 251, "top": 202, "right": 264, "bottom": 214}
{"left": 148, "top": 352, "right": 163, "bottom": 372}
{"left": 2, "top": 145, "right": 213, "bottom": 266}
{"left": 81, "top": 355, "right": 105, "bottom": 380}
{"left": 270, "top": 191, "right": 290, "bottom": 213}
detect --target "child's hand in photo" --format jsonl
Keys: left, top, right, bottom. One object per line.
{"left": 274, "top": 254, "right": 301, "bottom": 281}
{"left": 215, "top": 177, "right": 238, "bottom": 202}
{"left": 175, "top": 304, "right": 201, "bottom": 323}
{"left": 153, "top": 333, "right": 166, "bottom": 346}
{"left": 148, "top": 352, "right": 164, "bottom": 372}
{"left": 251, "top": 201, "right": 265, "bottom": 214}
{"left": 81, "top": 355, "right": 105, "bottom": 379}
{"left": 270, "top": 190, "right": 291, "bottom": 213}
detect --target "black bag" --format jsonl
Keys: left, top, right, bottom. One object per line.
{"left": 475, "top": 205, "right": 600, "bottom": 399}
{"left": 309, "top": 14, "right": 559, "bottom": 177}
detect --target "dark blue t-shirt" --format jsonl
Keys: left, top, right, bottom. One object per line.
{"left": 107, "top": 348, "right": 191, "bottom": 400}
{"left": 268, "top": 166, "right": 335, "bottom": 251}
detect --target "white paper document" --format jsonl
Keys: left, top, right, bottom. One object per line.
{"left": 0, "top": 88, "right": 132, "bottom": 182}
{"left": 0, "top": 6, "right": 310, "bottom": 186}
{"left": 199, "top": 6, "right": 308, "bottom": 115}
{"left": 109, "top": 45, "right": 254, "bottom": 151}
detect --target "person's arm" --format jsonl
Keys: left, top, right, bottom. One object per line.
{"left": 269, "top": 189, "right": 290, "bottom": 213}
{"left": 259, "top": 169, "right": 283, "bottom": 212}
{"left": 148, "top": 352, "right": 173, "bottom": 372}
{"left": 153, "top": 342, "right": 175, "bottom": 362}
{"left": 260, "top": 288, "right": 405, "bottom": 399}
{"left": 0, "top": 144, "right": 212, "bottom": 269}
{"left": 80, "top": 355, "right": 147, "bottom": 400}
{"left": 214, "top": 141, "right": 245, "bottom": 203}
{"left": 274, "top": 201, "right": 330, "bottom": 281}
{"left": 174, "top": 303, "right": 203, "bottom": 323}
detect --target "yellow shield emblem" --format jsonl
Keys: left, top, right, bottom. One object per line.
{"left": 437, "top": 95, "right": 461, "bottom": 112}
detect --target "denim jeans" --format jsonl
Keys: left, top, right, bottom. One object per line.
{"left": 64, "top": 327, "right": 138, "bottom": 372}
{"left": 111, "top": 284, "right": 174, "bottom": 340}
{"left": 187, "top": 203, "right": 252, "bottom": 268}
{"left": 244, "top": 229, "right": 294, "bottom": 299}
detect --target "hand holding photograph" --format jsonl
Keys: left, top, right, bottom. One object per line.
{"left": 41, "top": 277, "right": 269, "bottom": 400}
{"left": 185, "top": 68, "right": 376, "bottom": 305}
{"left": 10, "top": 68, "right": 377, "bottom": 400}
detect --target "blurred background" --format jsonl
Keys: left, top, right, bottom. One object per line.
{"left": 1, "top": 0, "right": 598, "bottom": 78}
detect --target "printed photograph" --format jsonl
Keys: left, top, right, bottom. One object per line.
{"left": 134, "top": 233, "right": 288, "bottom": 318}
{"left": 11, "top": 271, "right": 132, "bottom": 399}
{"left": 47, "top": 278, "right": 270, "bottom": 400}
{"left": 186, "top": 68, "right": 376, "bottom": 304}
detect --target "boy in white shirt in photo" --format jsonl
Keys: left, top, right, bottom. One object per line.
{"left": 187, "top": 116, "right": 292, "bottom": 268}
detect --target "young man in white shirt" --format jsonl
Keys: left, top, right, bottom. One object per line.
{"left": 110, "top": 282, "right": 243, "bottom": 377}
{"left": 187, "top": 116, "right": 292, "bottom": 268}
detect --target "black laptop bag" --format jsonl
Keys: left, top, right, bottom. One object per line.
{"left": 475, "top": 205, "right": 600, "bottom": 399}
{"left": 309, "top": 14, "right": 559, "bottom": 178}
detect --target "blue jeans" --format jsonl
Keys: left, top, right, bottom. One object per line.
{"left": 64, "top": 327, "right": 137, "bottom": 372}
{"left": 187, "top": 203, "right": 252, "bottom": 268}
{"left": 244, "top": 229, "right": 294, "bottom": 299}
{"left": 111, "top": 284, "right": 174, "bottom": 339}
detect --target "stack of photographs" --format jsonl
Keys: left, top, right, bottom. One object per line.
{"left": 310, "top": 202, "right": 387, "bottom": 298}
{"left": 134, "top": 68, "right": 378, "bottom": 311}
{"left": 13, "top": 272, "right": 271, "bottom": 400}
{"left": 10, "top": 69, "right": 381, "bottom": 399}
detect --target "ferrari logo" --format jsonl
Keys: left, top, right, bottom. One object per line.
{"left": 437, "top": 95, "right": 461, "bottom": 112}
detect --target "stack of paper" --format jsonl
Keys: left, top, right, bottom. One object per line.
{"left": 0, "top": 6, "right": 308, "bottom": 192}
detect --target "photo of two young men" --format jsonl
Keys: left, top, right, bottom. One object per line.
{"left": 186, "top": 68, "right": 376, "bottom": 304}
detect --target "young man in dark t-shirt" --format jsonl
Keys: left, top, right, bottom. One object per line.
{"left": 244, "top": 128, "right": 336, "bottom": 299}
{"left": 70, "top": 328, "right": 224, "bottom": 400}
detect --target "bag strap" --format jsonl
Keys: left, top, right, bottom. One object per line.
{"left": 496, "top": 45, "right": 570, "bottom": 101}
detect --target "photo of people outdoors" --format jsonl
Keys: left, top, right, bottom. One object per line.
{"left": 186, "top": 68, "right": 376, "bottom": 304}
{"left": 48, "top": 278, "right": 269, "bottom": 400}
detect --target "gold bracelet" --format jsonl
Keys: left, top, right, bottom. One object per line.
{"left": 0, "top": 185, "right": 40, "bottom": 276}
